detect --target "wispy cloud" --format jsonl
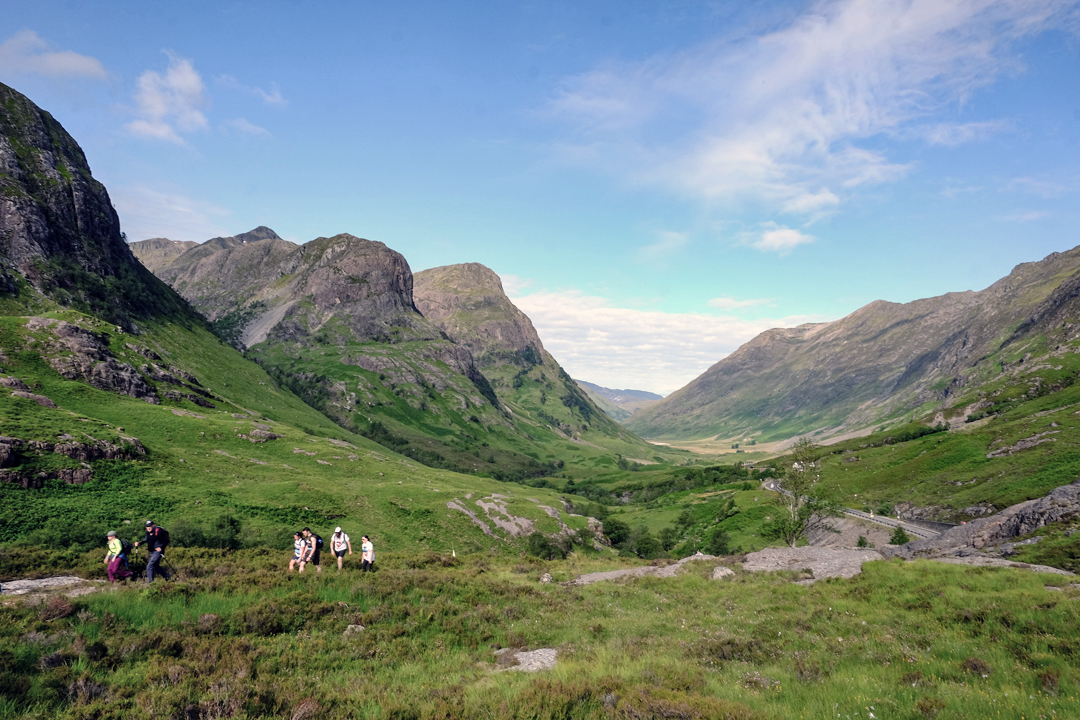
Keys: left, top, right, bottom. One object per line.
{"left": 217, "top": 74, "right": 288, "bottom": 106}
{"left": 1006, "top": 176, "right": 1069, "bottom": 198}
{"left": 110, "top": 185, "right": 230, "bottom": 243}
{"left": 999, "top": 210, "right": 1050, "bottom": 222}
{"left": 126, "top": 52, "right": 208, "bottom": 144}
{"left": 508, "top": 286, "right": 821, "bottom": 394}
{"left": 227, "top": 117, "right": 271, "bottom": 137}
{"left": 635, "top": 230, "right": 688, "bottom": 265}
{"left": 0, "top": 30, "right": 107, "bottom": 79}
{"left": 708, "top": 296, "right": 773, "bottom": 311}
{"left": 547, "top": 0, "right": 1074, "bottom": 219}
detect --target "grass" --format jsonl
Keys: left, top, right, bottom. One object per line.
{"left": 1, "top": 549, "right": 1077, "bottom": 719}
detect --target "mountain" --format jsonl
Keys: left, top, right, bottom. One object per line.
{"left": 0, "top": 82, "right": 191, "bottom": 328}
{"left": 0, "top": 82, "right": 596, "bottom": 554}
{"left": 127, "top": 237, "right": 199, "bottom": 273}
{"left": 140, "top": 238, "right": 669, "bottom": 478}
{"left": 628, "top": 246, "right": 1080, "bottom": 442}
{"left": 575, "top": 380, "right": 663, "bottom": 421}
{"left": 413, "top": 263, "right": 653, "bottom": 460}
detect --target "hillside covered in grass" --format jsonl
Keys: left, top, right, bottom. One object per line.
{"left": 1, "top": 549, "right": 1077, "bottom": 719}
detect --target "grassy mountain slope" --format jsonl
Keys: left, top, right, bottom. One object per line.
{"left": 576, "top": 379, "right": 663, "bottom": 420}
{"left": 0, "top": 82, "right": 591, "bottom": 555}
{"left": 629, "top": 246, "right": 1080, "bottom": 443}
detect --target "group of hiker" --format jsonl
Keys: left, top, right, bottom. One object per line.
{"left": 102, "top": 520, "right": 171, "bottom": 583}
{"left": 288, "top": 527, "right": 375, "bottom": 574}
{"left": 103, "top": 521, "right": 375, "bottom": 583}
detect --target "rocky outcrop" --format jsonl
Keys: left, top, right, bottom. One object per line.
{"left": 885, "top": 477, "right": 1080, "bottom": 559}
{"left": 0, "top": 82, "right": 192, "bottom": 327}
{"left": 0, "top": 434, "right": 145, "bottom": 489}
{"left": 24, "top": 318, "right": 159, "bottom": 403}
{"left": 414, "top": 263, "right": 546, "bottom": 367}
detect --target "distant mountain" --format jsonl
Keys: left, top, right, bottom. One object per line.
{"left": 575, "top": 380, "right": 663, "bottom": 422}
{"left": 0, "top": 82, "right": 192, "bottom": 328}
{"left": 128, "top": 238, "right": 199, "bottom": 273}
{"left": 627, "top": 246, "right": 1080, "bottom": 442}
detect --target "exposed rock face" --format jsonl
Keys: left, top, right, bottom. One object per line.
{"left": 0, "top": 82, "right": 191, "bottom": 327}
{"left": 629, "top": 246, "right": 1080, "bottom": 440}
{"left": 24, "top": 318, "right": 159, "bottom": 403}
{"left": 0, "top": 434, "right": 145, "bottom": 488}
{"left": 885, "top": 477, "right": 1080, "bottom": 558}
{"left": 154, "top": 229, "right": 442, "bottom": 346}
{"left": 414, "top": 263, "right": 546, "bottom": 367}
{"left": 128, "top": 237, "right": 199, "bottom": 273}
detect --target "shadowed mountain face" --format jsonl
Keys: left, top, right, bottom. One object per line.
{"left": 0, "top": 83, "right": 192, "bottom": 328}
{"left": 628, "top": 247, "right": 1080, "bottom": 442}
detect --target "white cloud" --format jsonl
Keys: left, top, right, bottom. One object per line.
{"left": 708, "top": 296, "right": 773, "bottom": 310}
{"left": 752, "top": 223, "right": 815, "bottom": 254}
{"left": 126, "top": 52, "right": 208, "bottom": 144}
{"left": 217, "top": 75, "right": 288, "bottom": 106}
{"left": 499, "top": 274, "right": 534, "bottom": 296}
{"left": 0, "top": 30, "right": 107, "bottom": 80}
{"left": 227, "top": 117, "right": 271, "bottom": 137}
{"left": 110, "top": 185, "right": 231, "bottom": 243}
{"left": 635, "top": 230, "right": 688, "bottom": 265}
{"left": 508, "top": 287, "right": 821, "bottom": 395}
{"left": 547, "top": 0, "right": 1074, "bottom": 218}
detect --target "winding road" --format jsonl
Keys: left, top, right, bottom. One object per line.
{"left": 761, "top": 480, "right": 944, "bottom": 540}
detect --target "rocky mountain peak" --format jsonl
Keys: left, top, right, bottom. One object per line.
{"left": 414, "top": 262, "right": 545, "bottom": 367}
{"left": 0, "top": 82, "right": 191, "bottom": 327}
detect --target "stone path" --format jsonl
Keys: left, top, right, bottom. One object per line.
{"left": 0, "top": 576, "right": 102, "bottom": 595}
{"left": 563, "top": 555, "right": 718, "bottom": 586}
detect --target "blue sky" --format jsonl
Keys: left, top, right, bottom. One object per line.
{"left": 2, "top": 1, "right": 1079, "bottom": 394}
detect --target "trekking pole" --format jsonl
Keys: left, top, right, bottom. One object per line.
{"left": 161, "top": 554, "right": 180, "bottom": 581}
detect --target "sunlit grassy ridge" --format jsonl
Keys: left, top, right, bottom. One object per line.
{"left": 1, "top": 550, "right": 1077, "bottom": 719}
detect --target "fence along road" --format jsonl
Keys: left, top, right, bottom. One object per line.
{"left": 761, "top": 481, "right": 948, "bottom": 540}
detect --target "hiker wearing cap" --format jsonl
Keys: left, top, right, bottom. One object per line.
{"left": 331, "top": 527, "right": 352, "bottom": 571}
{"left": 361, "top": 535, "right": 374, "bottom": 573}
{"left": 103, "top": 531, "right": 133, "bottom": 583}
{"left": 289, "top": 531, "right": 305, "bottom": 572}
{"left": 135, "top": 520, "right": 171, "bottom": 583}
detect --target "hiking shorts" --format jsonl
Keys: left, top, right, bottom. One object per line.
{"left": 334, "top": 548, "right": 347, "bottom": 558}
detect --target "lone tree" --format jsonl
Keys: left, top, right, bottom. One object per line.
{"left": 762, "top": 437, "right": 843, "bottom": 547}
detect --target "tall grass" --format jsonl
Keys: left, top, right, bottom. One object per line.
{"left": 1, "top": 549, "right": 1077, "bottom": 719}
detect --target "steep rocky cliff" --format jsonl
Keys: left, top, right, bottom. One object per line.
{"left": 0, "top": 83, "right": 190, "bottom": 328}
{"left": 628, "top": 246, "right": 1080, "bottom": 441}
{"left": 414, "top": 263, "right": 546, "bottom": 367}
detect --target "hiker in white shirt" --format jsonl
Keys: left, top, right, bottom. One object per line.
{"left": 331, "top": 527, "right": 352, "bottom": 571}
{"left": 361, "top": 535, "right": 374, "bottom": 572}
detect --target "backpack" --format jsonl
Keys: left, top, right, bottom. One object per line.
{"left": 313, "top": 534, "right": 323, "bottom": 550}
{"left": 120, "top": 538, "right": 134, "bottom": 555}
{"left": 155, "top": 527, "right": 170, "bottom": 550}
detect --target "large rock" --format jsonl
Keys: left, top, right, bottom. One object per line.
{"left": 887, "top": 477, "right": 1080, "bottom": 559}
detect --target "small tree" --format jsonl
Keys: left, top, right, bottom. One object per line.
{"left": 890, "top": 525, "right": 911, "bottom": 545}
{"left": 705, "top": 528, "right": 731, "bottom": 556}
{"left": 658, "top": 527, "right": 678, "bottom": 551}
{"left": 761, "top": 438, "right": 843, "bottom": 548}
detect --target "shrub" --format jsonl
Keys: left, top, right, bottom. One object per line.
{"left": 705, "top": 528, "right": 731, "bottom": 556}
{"left": 890, "top": 526, "right": 911, "bottom": 545}
{"left": 526, "top": 532, "right": 567, "bottom": 560}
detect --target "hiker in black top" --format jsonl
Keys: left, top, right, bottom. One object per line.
{"left": 302, "top": 527, "right": 322, "bottom": 573}
{"left": 134, "top": 520, "right": 171, "bottom": 583}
